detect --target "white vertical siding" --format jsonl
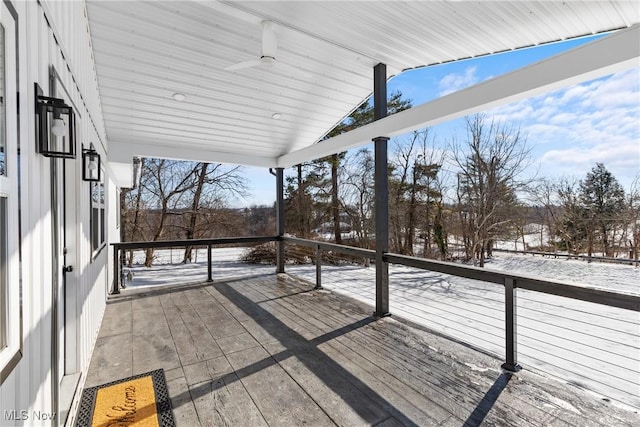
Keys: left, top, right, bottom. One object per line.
{"left": 0, "top": 1, "right": 112, "bottom": 425}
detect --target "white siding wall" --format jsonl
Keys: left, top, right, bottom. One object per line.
{"left": 0, "top": 1, "right": 113, "bottom": 425}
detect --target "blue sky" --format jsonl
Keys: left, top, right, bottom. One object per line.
{"left": 237, "top": 35, "right": 639, "bottom": 207}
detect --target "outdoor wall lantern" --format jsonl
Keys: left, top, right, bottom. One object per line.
{"left": 82, "top": 146, "right": 101, "bottom": 182}
{"left": 34, "top": 83, "right": 76, "bottom": 158}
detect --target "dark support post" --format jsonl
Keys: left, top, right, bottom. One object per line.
{"left": 112, "top": 245, "right": 120, "bottom": 294}
{"left": 275, "top": 167, "right": 285, "bottom": 273}
{"left": 315, "top": 244, "right": 322, "bottom": 290}
{"left": 373, "top": 63, "right": 387, "bottom": 121}
{"left": 502, "top": 278, "right": 521, "bottom": 372}
{"left": 207, "top": 244, "right": 213, "bottom": 282}
{"left": 373, "top": 63, "right": 390, "bottom": 317}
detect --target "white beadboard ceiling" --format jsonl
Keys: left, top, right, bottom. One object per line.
{"left": 85, "top": 1, "right": 640, "bottom": 171}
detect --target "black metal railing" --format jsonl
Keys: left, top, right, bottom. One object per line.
{"left": 283, "top": 237, "right": 375, "bottom": 292}
{"left": 110, "top": 235, "right": 639, "bottom": 406}
{"left": 111, "top": 236, "right": 278, "bottom": 294}
{"left": 283, "top": 236, "right": 640, "bottom": 376}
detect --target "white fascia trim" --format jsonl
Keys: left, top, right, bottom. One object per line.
{"left": 108, "top": 162, "right": 135, "bottom": 188}
{"left": 277, "top": 24, "right": 640, "bottom": 168}
{"left": 108, "top": 140, "right": 278, "bottom": 169}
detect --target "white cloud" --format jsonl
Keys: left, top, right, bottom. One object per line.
{"left": 558, "top": 85, "right": 588, "bottom": 105}
{"left": 542, "top": 141, "right": 639, "bottom": 172}
{"left": 579, "top": 68, "right": 640, "bottom": 110}
{"left": 485, "top": 68, "right": 640, "bottom": 188}
{"left": 549, "top": 112, "right": 577, "bottom": 125}
{"left": 438, "top": 66, "right": 479, "bottom": 96}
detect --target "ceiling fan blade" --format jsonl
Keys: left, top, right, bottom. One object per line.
{"left": 225, "top": 59, "right": 262, "bottom": 71}
{"left": 261, "top": 21, "right": 277, "bottom": 58}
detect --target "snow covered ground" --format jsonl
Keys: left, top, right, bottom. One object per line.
{"left": 125, "top": 247, "right": 640, "bottom": 410}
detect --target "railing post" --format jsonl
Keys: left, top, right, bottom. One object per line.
{"left": 502, "top": 277, "right": 521, "bottom": 372}
{"left": 275, "top": 168, "right": 285, "bottom": 274}
{"left": 207, "top": 244, "right": 213, "bottom": 282}
{"left": 112, "top": 244, "right": 120, "bottom": 294}
{"left": 315, "top": 244, "right": 323, "bottom": 290}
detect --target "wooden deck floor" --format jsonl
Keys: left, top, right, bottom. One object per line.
{"left": 82, "top": 273, "right": 638, "bottom": 426}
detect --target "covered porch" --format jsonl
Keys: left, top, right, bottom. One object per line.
{"left": 81, "top": 1, "right": 640, "bottom": 425}
{"left": 86, "top": 271, "right": 635, "bottom": 426}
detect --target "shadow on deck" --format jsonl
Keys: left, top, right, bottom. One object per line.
{"left": 84, "top": 273, "right": 637, "bottom": 426}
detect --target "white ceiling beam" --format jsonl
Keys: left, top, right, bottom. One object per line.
{"left": 108, "top": 140, "right": 277, "bottom": 168}
{"left": 277, "top": 24, "right": 640, "bottom": 168}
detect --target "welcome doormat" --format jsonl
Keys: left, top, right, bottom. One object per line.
{"left": 76, "top": 369, "right": 175, "bottom": 426}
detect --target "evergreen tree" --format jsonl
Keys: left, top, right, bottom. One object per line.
{"left": 308, "top": 91, "right": 412, "bottom": 243}
{"left": 579, "top": 163, "right": 625, "bottom": 256}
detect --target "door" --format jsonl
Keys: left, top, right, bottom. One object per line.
{"left": 50, "top": 74, "right": 79, "bottom": 390}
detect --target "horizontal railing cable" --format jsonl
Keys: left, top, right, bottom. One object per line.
{"left": 516, "top": 305, "right": 640, "bottom": 339}
{"left": 515, "top": 312, "right": 640, "bottom": 352}
{"left": 515, "top": 292, "right": 640, "bottom": 324}
{"left": 516, "top": 340, "right": 638, "bottom": 391}
{"left": 388, "top": 281, "right": 504, "bottom": 314}
{"left": 385, "top": 253, "right": 640, "bottom": 312}
{"left": 516, "top": 324, "right": 639, "bottom": 368}
{"left": 387, "top": 286, "right": 505, "bottom": 327}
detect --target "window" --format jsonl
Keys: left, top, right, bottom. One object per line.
{"left": 0, "top": 2, "right": 20, "bottom": 382}
{"left": 90, "top": 173, "right": 105, "bottom": 254}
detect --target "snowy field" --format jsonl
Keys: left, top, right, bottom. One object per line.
{"left": 125, "top": 247, "right": 640, "bottom": 410}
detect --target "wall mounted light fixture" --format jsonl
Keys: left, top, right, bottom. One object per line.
{"left": 34, "top": 83, "right": 76, "bottom": 158}
{"left": 82, "top": 147, "right": 101, "bottom": 182}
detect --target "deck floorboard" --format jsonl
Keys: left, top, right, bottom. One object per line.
{"left": 83, "top": 273, "right": 639, "bottom": 426}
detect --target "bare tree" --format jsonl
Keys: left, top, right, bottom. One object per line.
{"left": 122, "top": 158, "right": 150, "bottom": 266}
{"left": 555, "top": 178, "right": 588, "bottom": 255}
{"left": 389, "top": 133, "right": 415, "bottom": 253}
{"left": 430, "top": 171, "right": 449, "bottom": 260}
{"left": 312, "top": 91, "right": 413, "bottom": 243}
{"left": 140, "top": 159, "right": 199, "bottom": 266}
{"left": 121, "top": 159, "right": 247, "bottom": 266}
{"left": 530, "top": 178, "right": 564, "bottom": 251}
{"left": 182, "top": 162, "right": 210, "bottom": 263}
{"left": 451, "top": 114, "right": 531, "bottom": 266}
{"left": 341, "top": 148, "right": 375, "bottom": 250}
{"left": 387, "top": 129, "right": 445, "bottom": 256}
{"left": 181, "top": 163, "right": 247, "bottom": 262}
